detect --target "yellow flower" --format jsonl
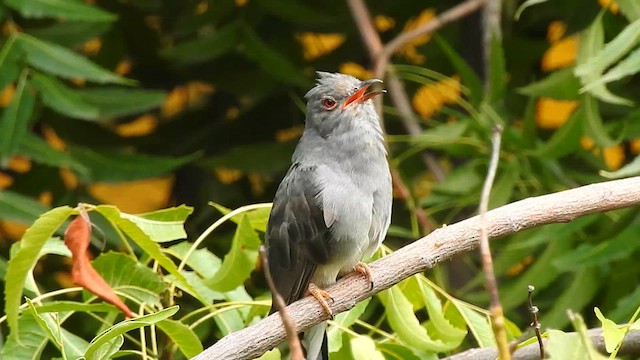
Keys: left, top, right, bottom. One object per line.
{"left": 195, "top": 1, "right": 208, "bottom": 14}
{"left": 115, "top": 59, "right": 133, "bottom": 76}
{"left": 547, "top": 21, "right": 567, "bottom": 43}
{"left": 43, "top": 125, "right": 67, "bottom": 151}
{"left": 162, "top": 81, "right": 215, "bottom": 118}
{"left": 599, "top": 0, "right": 619, "bottom": 13}
{"left": 60, "top": 168, "right": 78, "bottom": 189}
{"left": 214, "top": 168, "right": 243, "bottom": 184}
{"left": 374, "top": 15, "right": 395, "bottom": 32}
{"left": 296, "top": 33, "right": 346, "bottom": 61}
{"left": 80, "top": 38, "right": 102, "bottom": 56}
{"left": 275, "top": 125, "right": 304, "bottom": 142}
{"left": 7, "top": 156, "right": 31, "bottom": 173}
{"left": 339, "top": 62, "right": 373, "bottom": 80}
{"left": 535, "top": 97, "right": 579, "bottom": 129}
{"left": 603, "top": 145, "right": 625, "bottom": 170}
{"left": 396, "top": 9, "right": 436, "bottom": 64}
{"left": 115, "top": 114, "right": 159, "bottom": 137}
{"left": 580, "top": 136, "right": 596, "bottom": 150}
{"left": 0, "top": 84, "right": 14, "bottom": 107}
{"left": 236, "top": 0, "right": 248, "bottom": 6}
{"left": 412, "top": 76, "right": 461, "bottom": 119}
{"left": 630, "top": 139, "right": 640, "bottom": 154}
{"left": 541, "top": 35, "right": 578, "bottom": 71}
{"left": 0, "top": 172, "right": 13, "bottom": 189}
{"left": 89, "top": 176, "right": 174, "bottom": 213}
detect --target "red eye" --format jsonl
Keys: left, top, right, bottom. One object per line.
{"left": 322, "top": 98, "right": 337, "bottom": 110}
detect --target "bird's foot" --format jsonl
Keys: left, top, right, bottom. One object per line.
{"left": 355, "top": 261, "right": 374, "bottom": 290}
{"left": 307, "top": 283, "right": 334, "bottom": 319}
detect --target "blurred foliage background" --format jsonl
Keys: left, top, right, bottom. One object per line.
{"left": 2, "top": 0, "right": 640, "bottom": 358}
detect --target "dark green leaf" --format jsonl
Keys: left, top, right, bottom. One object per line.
{"left": 26, "top": 300, "right": 89, "bottom": 359}
{"left": 517, "top": 68, "right": 581, "bottom": 100}
{"left": 30, "top": 72, "right": 100, "bottom": 120}
{"left": 241, "top": 26, "right": 309, "bottom": 88}
{"left": 487, "top": 34, "right": 506, "bottom": 105}
{"left": 328, "top": 298, "right": 371, "bottom": 353}
{"left": 17, "top": 33, "right": 131, "bottom": 85}
{"left": 541, "top": 268, "right": 599, "bottom": 329}
{"left": 36, "top": 301, "right": 117, "bottom": 314}
{"left": 0, "top": 190, "right": 49, "bottom": 224}
{"left": 200, "top": 142, "right": 295, "bottom": 174}
{"left": 90, "top": 335, "right": 124, "bottom": 360}
{"left": 0, "top": 34, "right": 21, "bottom": 90}
{"left": 253, "top": 0, "right": 335, "bottom": 25}
{"left": 161, "top": 23, "right": 239, "bottom": 64}
{"left": 17, "top": 133, "right": 89, "bottom": 175}
{"left": 532, "top": 104, "right": 583, "bottom": 158}
{"left": 5, "top": 0, "right": 116, "bottom": 22}
{"left": 434, "top": 36, "right": 483, "bottom": 105}
{"left": 4, "top": 206, "right": 75, "bottom": 339}
{"left": 205, "top": 215, "right": 261, "bottom": 292}
{"left": 75, "top": 87, "right": 166, "bottom": 118}
{"left": 582, "top": 94, "right": 615, "bottom": 147}
{"left": 26, "top": 21, "right": 112, "bottom": 47}
{"left": 0, "top": 71, "right": 35, "bottom": 163}
{"left": 69, "top": 146, "right": 199, "bottom": 182}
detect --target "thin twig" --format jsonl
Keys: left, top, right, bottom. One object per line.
{"left": 193, "top": 177, "right": 640, "bottom": 359}
{"left": 259, "top": 246, "right": 304, "bottom": 360}
{"left": 478, "top": 124, "right": 510, "bottom": 359}
{"left": 483, "top": 0, "right": 502, "bottom": 91}
{"left": 527, "top": 285, "right": 544, "bottom": 359}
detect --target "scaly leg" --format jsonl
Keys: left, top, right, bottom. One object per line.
{"left": 356, "top": 261, "right": 374, "bottom": 290}
{"left": 307, "top": 283, "right": 334, "bottom": 319}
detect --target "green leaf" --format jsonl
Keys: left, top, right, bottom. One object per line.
{"left": 0, "top": 70, "right": 35, "bottom": 163}
{"left": 240, "top": 26, "right": 309, "bottom": 88}
{"left": 0, "top": 35, "right": 21, "bottom": 90}
{"left": 618, "top": 0, "right": 640, "bottom": 21}
{"left": 91, "top": 252, "right": 166, "bottom": 305}
{"left": 594, "top": 307, "right": 626, "bottom": 353}
{"left": 200, "top": 142, "right": 295, "bottom": 174}
{"left": 4, "top": 206, "right": 75, "bottom": 339}
{"left": 568, "top": 312, "right": 609, "bottom": 360}
{"left": 0, "top": 190, "right": 49, "bottom": 224}
{"left": 576, "top": 18, "right": 640, "bottom": 78}
{"left": 95, "top": 207, "right": 200, "bottom": 301}
{"left": 26, "top": 299, "right": 89, "bottom": 359}
{"left": 434, "top": 36, "right": 483, "bottom": 105}
{"left": 450, "top": 301, "right": 495, "bottom": 347}
{"left": 121, "top": 205, "right": 193, "bottom": 243}
{"left": 532, "top": 104, "right": 583, "bottom": 159}
{"left": 546, "top": 330, "right": 584, "bottom": 359}
{"left": 210, "top": 202, "right": 272, "bottom": 232}
{"left": 5, "top": 0, "right": 116, "bottom": 22}
{"left": 84, "top": 306, "right": 179, "bottom": 359}
{"left": 415, "top": 279, "right": 466, "bottom": 344}
{"left": 17, "top": 133, "right": 89, "bottom": 175}
{"left": 328, "top": 298, "right": 371, "bottom": 353}
{"left": 582, "top": 94, "right": 615, "bottom": 147}
{"left": 70, "top": 146, "right": 199, "bottom": 182}
{"left": 541, "top": 268, "right": 599, "bottom": 329}
{"left": 487, "top": 34, "right": 506, "bottom": 105}
{"left": 75, "top": 87, "right": 166, "bottom": 118}
{"left": 205, "top": 215, "right": 261, "bottom": 292}
{"left": 30, "top": 72, "right": 100, "bottom": 120}
{"left": 156, "top": 319, "right": 203, "bottom": 358}
{"left": 601, "top": 154, "right": 640, "bottom": 178}
{"left": 26, "top": 21, "right": 112, "bottom": 47}
{"left": 350, "top": 336, "right": 385, "bottom": 360}
{"left": 167, "top": 242, "right": 222, "bottom": 278}
{"left": 253, "top": 0, "right": 335, "bottom": 25}
{"left": 1, "top": 309, "right": 48, "bottom": 360}
{"left": 575, "top": 15, "right": 635, "bottom": 105}
{"left": 36, "top": 301, "right": 117, "bottom": 314}
{"left": 378, "top": 286, "right": 455, "bottom": 352}
{"left": 90, "top": 335, "right": 124, "bottom": 360}
{"left": 377, "top": 343, "right": 426, "bottom": 360}
{"left": 587, "top": 48, "right": 640, "bottom": 88}
{"left": 514, "top": 0, "right": 550, "bottom": 20}
{"left": 517, "top": 68, "right": 581, "bottom": 100}
{"left": 256, "top": 348, "right": 281, "bottom": 360}
{"left": 161, "top": 23, "right": 239, "bottom": 64}
{"left": 16, "top": 33, "right": 131, "bottom": 85}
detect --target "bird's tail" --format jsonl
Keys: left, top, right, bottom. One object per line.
{"left": 302, "top": 321, "right": 328, "bottom": 360}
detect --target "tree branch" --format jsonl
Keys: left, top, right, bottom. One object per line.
{"left": 443, "top": 328, "right": 640, "bottom": 360}
{"left": 193, "top": 176, "right": 640, "bottom": 360}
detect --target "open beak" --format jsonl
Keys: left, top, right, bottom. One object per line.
{"left": 341, "top": 79, "right": 386, "bottom": 109}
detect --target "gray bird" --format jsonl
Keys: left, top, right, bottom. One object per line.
{"left": 265, "top": 72, "right": 392, "bottom": 360}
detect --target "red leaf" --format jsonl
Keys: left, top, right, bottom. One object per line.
{"left": 64, "top": 210, "right": 134, "bottom": 318}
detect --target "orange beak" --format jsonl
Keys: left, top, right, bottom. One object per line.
{"left": 342, "top": 79, "right": 385, "bottom": 109}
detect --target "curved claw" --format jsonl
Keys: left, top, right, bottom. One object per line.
{"left": 307, "top": 283, "right": 334, "bottom": 319}
{"left": 356, "top": 262, "right": 374, "bottom": 290}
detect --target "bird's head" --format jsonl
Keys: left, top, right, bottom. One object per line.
{"left": 303, "top": 72, "right": 385, "bottom": 135}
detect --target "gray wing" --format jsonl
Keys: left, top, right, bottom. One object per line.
{"left": 265, "top": 163, "right": 332, "bottom": 309}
